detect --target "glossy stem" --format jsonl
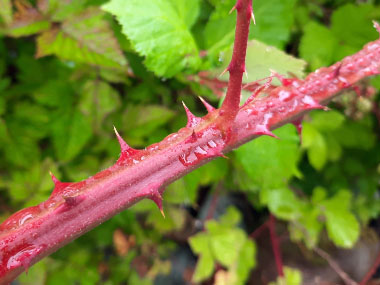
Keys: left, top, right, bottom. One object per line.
{"left": 1, "top": 35, "right": 380, "bottom": 283}
{"left": 220, "top": 0, "right": 252, "bottom": 124}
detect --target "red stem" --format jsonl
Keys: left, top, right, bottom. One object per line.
{"left": 250, "top": 219, "right": 269, "bottom": 239}
{"left": 220, "top": 0, "right": 253, "bottom": 124}
{"left": 1, "top": 21, "right": 380, "bottom": 285}
{"left": 360, "top": 250, "right": 380, "bottom": 285}
{"left": 268, "top": 214, "right": 284, "bottom": 277}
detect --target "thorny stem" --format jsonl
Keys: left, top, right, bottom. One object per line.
{"left": 220, "top": 0, "right": 253, "bottom": 125}
{"left": 268, "top": 214, "right": 284, "bottom": 278}
{"left": 1, "top": 15, "right": 380, "bottom": 285}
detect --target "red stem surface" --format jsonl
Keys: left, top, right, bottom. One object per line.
{"left": 220, "top": 0, "right": 252, "bottom": 124}
{"left": 1, "top": 19, "right": 380, "bottom": 285}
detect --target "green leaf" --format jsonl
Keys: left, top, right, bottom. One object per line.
{"left": 310, "top": 110, "right": 345, "bottom": 131}
{"left": 52, "top": 109, "right": 92, "bottom": 162}
{"left": 299, "top": 21, "right": 338, "bottom": 70}
{"left": 205, "top": 0, "right": 297, "bottom": 58}
{"left": 250, "top": 0, "right": 297, "bottom": 49}
{"left": 261, "top": 188, "right": 304, "bottom": 220}
{"left": 207, "top": 221, "right": 246, "bottom": 267}
{"left": 36, "top": 8, "right": 127, "bottom": 68}
{"left": 189, "top": 233, "right": 215, "bottom": 282}
{"left": 302, "top": 122, "right": 327, "bottom": 171}
{"left": 0, "top": 0, "right": 12, "bottom": 25}
{"left": 290, "top": 206, "right": 323, "bottom": 248}
{"left": 234, "top": 124, "right": 300, "bottom": 189}
{"left": 331, "top": 4, "right": 380, "bottom": 60}
{"left": 321, "top": 191, "right": 360, "bottom": 248}
{"left": 79, "top": 80, "right": 120, "bottom": 132}
{"left": 103, "top": 0, "right": 201, "bottom": 77}
{"left": 122, "top": 105, "right": 175, "bottom": 139}
{"left": 218, "top": 40, "right": 306, "bottom": 84}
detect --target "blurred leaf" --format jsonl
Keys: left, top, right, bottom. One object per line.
{"left": 299, "top": 22, "right": 338, "bottom": 70}
{"left": 250, "top": 0, "right": 297, "bottom": 49}
{"left": 123, "top": 105, "right": 175, "bottom": 139}
{"left": 205, "top": 0, "right": 297, "bottom": 59}
{"left": 310, "top": 110, "right": 345, "bottom": 131}
{"left": 235, "top": 124, "right": 300, "bottom": 189}
{"left": 38, "top": 0, "right": 87, "bottom": 21}
{"left": 261, "top": 188, "right": 304, "bottom": 220}
{"left": 79, "top": 80, "right": 120, "bottom": 132}
{"left": 36, "top": 8, "right": 127, "bottom": 68}
{"left": 0, "top": 0, "right": 12, "bottom": 25}
{"left": 270, "top": 267, "right": 303, "bottom": 285}
{"left": 331, "top": 3, "right": 380, "bottom": 60}
{"left": 302, "top": 122, "right": 327, "bottom": 171}
{"left": 218, "top": 40, "right": 306, "bottom": 84}
{"left": 189, "top": 232, "right": 215, "bottom": 282}
{"left": 321, "top": 190, "right": 360, "bottom": 248}
{"left": 52, "top": 109, "right": 92, "bottom": 162}
{"left": 7, "top": 2, "right": 50, "bottom": 37}
{"left": 103, "top": 0, "right": 201, "bottom": 77}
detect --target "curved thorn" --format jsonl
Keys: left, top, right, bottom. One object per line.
{"left": 198, "top": 96, "right": 215, "bottom": 113}
{"left": 219, "top": 67, "right": 229, "bottom": 78}
{"left": 229, "top": 5, "right": 236, "bottom": 14}
{"left": 149, "top": 190, "right": 165, "bottom": 218}
{"left": 251, "top": 11, "right": 256, "bottom": 25}
{"left": 113, "top": 125, "right": 130, "bottom": 153}
{"left": 49, "top": 171, "right": 60, "bottom": 185}
{"left": 182, "top": 101, "right": 201, "bottom": 128}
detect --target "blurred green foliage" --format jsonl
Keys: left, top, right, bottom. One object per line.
{"left": 0, "top": 0, "right": 379, "bottom": 284}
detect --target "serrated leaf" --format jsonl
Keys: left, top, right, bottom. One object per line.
{"left": 218, "top": 40, "right": 306, "bottom": 84}
{"left": 234, "top": 124, "right": 300, "bottom": 189}
{"left": 36, "top": 8, "right": 127, "bottom": 68}
{"left": 321, "top": 191, "right": 360, "bottom": 248}
{"left": 79, "top": 80, "right": 120, "bottom": 132}
{"left": 52, "top": 109, "right": 92, "bottom": 161}
{"left": 103, "top": 0, "right": 201, "bottom": 77}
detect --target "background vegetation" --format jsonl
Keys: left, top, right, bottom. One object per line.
{"left": 0, "top": 0, "right": 379, "bottom": 284}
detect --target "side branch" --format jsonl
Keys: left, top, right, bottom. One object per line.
{"left": 0, "top": 34, "right": 380, "bottom": 283}
{"left": 220, "top": 0, "right": 253, "bottom": 124}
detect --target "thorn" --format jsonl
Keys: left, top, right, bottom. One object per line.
{"left": 291, "top": 117, "right": 303, "bottom": 144}
{"left": 244, "top": 69, "right": 248, "bottom": 80}
{"left": 229, "top": 5, "right": 236, "bottom": 14}
{"left": 251, "top": 11, "right": 256, "bottom": 25}
{"left": 113, "top": 125, "right": 130, "bottom": 153}
{"left": 219, "top": 67, "right": 229, "bottom": 78}
{"left": 49, "top": 171, "right": 59, "bottom": 185}
{"left": 182, "top": 101, "right": 201, "bottom": 128}
{"left": 149, "top": 191, "right": 165, "bottom": 218}
{"left": 373, "top": 21, "right": 380, "bottom": 35}
{"left": 254, "top": 125, "right": 279, "bottom": 139}
{"left": 198, "top": 96, "right": 215, "bottom": 113}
